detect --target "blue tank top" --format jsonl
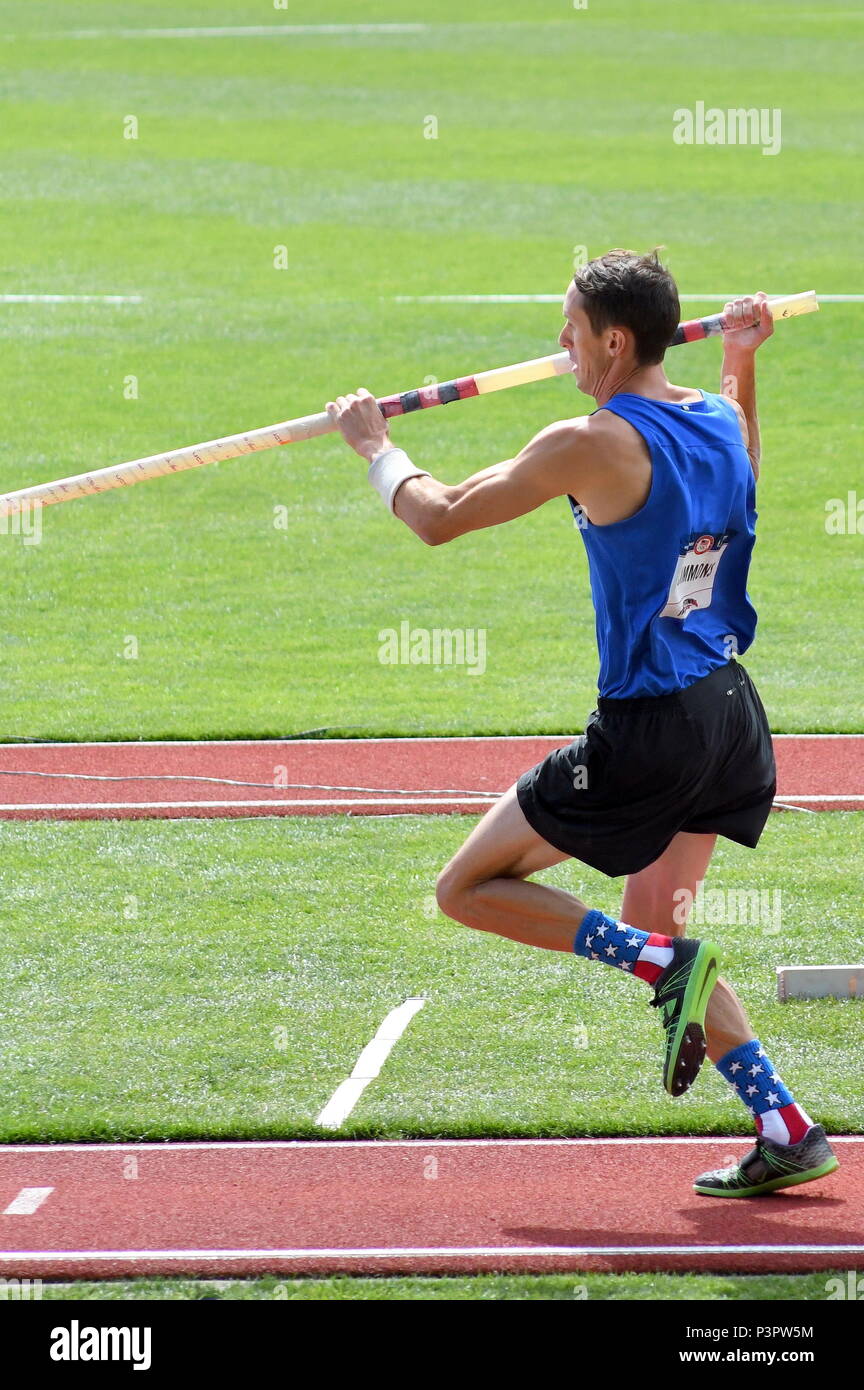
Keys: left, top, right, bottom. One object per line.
{"left": 568, "top": 390, "right": 758, "bottom": 698}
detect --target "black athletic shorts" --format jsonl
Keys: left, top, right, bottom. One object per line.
{"left": 516, "top": 659, "right": 777, "bottom": 878}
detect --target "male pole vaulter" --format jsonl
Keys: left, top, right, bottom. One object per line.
{"left": 326, "top": 250, "right": 838, "bottom": 1196}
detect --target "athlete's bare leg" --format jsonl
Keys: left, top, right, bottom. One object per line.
{"left": 620, "top": 832, "right": 754, "bottom": 1060}
{"left": 437, "top": 794, "right": 752, "bottom": 1061}
{"left": 435, "top": 784, "right": 583, "bottom": 951}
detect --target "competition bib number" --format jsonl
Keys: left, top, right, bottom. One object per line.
{"left": 660, "top": 532, "right": 729, "bottom": 620}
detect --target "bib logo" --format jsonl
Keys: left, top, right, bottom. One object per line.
{"left": 49, "top": 1321, "right": 152, "bottom": 1371}
{"left": 660, "top": 531, "right": 730, "bottom": 620}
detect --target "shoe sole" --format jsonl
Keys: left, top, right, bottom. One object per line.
{"left": 664, "top": 941, "right": 720, "bottom": 1097}
{"left": 694, "top": 1155, "right": 840, "bottom": 1197}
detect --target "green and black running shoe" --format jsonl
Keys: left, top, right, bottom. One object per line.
{"left": 694, "top": 1125, "right": 839, "bottom": 1197}
{"left": 650, "top": 936, "right": 720, "bottom": 1096}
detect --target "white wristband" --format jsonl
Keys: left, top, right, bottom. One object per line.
{"left": 367, "top": 447, "right": 430, "bottom": 514}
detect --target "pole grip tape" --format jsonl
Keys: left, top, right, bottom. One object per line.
{"left": 670, "top": 310, "right": 734, "bottom": 346}
{"left": 377, "top": 375, "right": 480, "bottom": 419}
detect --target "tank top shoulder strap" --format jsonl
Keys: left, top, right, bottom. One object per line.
{"left": 594, "top": 390, "right": 743, "bottom": 448}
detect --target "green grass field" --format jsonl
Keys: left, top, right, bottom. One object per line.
{"left": 33, "top": 1272, "right": 845, "bottom": 1301}
{"left": 1, "top": 813, "right": 859, "bottom": 1142}
{"left": 0, "top": 0, "right": 862, "bottom": 738}
{"left": 0, "top": 1, "right": 860, "bottom": 1303}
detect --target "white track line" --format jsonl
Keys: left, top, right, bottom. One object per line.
{"left": 316, "top": 998, "right": 426, "bottom": 1129}
{"left": 0, "top": 733, "right": 858, "bottom": 749}
{"left": 0, "top": 795, "right": 857, "bottom": 813}
{"left": 29, "top": 25, "right": 427, "bottom": 40}
{"left": 3, "top": 1187, "right": 53, "bottom": 1215}
{"left": 0, "top": 295, "right": 142, "bottom": 304}
{"left": 779, "top": 795, "right": 864, "bottom": 802}
{"left": 1, "top": 1136, "right": 859, "bottom": 1153}
{"left": 0, "top": 737, "right": 557, "bottom": 749}
{"left": 0, "top": 798, "right": 493, "bottom": 811}
{"left": 394, "top": 293, "right": 864, "bottom": 305}
{"left": 1, "top": 1243, "right": 861, "bottom": 1263}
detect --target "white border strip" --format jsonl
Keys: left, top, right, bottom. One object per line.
{"left": 0, "top": 733, "right": 858, "bottom": 750}
{"left": 30, "top": 25, "right": 427, "bottom": 40}
{"left": 0, "top": 795, "right": 858, "bottom": 813}
{"left": 0, "top": 798, "right": 494, "bottom": 811}
{"left": 1, "top": 1243, "right": 861, "bottom": 1263}
{"left": 778, "top": 795, "right": 864, "bottom": 803}
{"left": 1, "top": 1136, "right": 859, "bottom": 1153}
{"left": 316, "top": 998, "right": 425, "bottom": 1129}
{"left": 0, "top": 295, "right": 142, "bottom": 304}
{"left": 394, "top": 293, "right": 864, "bottom": 305}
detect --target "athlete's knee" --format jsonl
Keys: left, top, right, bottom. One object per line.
{"left": 436, "top": 842, "right": 530, "bottom": 924}
{"left": 435, "top": 863, "right": 467, "bottom": 921}
{"left": 435, "top": 862, "right": 484, "bottom": 924}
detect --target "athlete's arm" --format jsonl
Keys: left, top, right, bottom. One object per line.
{"left": 720, "top": 292, "right": 774, "bottom": 481}
{"left": 392, "top": 422, "right": 586, "bottom": 544}
{"left": 326, "top": 388, "right": 589, "bottom": 545}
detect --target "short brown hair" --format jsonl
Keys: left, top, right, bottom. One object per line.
{"left": 572, "top": 249, "right": 680, "bottom": 365}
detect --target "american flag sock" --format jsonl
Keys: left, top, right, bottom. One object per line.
{"left": 716, "top": 1039, "right": 815, "bottom": 1145}
{"left": 573, "top": 909, "right": 674, "bottom": 984}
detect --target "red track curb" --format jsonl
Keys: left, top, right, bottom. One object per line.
{"left": 1, "top": 1138, "right": 859, "bottom": 1277}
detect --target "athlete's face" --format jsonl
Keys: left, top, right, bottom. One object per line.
{"left": 559, "top": 285, "right": 625, "bottom": 398}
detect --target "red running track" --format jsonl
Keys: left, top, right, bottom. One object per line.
{"left": 0, "top": 1138, "right": 860, "bottom": 1279}
{"left": 0, "top": 734, "right": 860, "bottom": 819}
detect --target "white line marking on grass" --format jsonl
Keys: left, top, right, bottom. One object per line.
{"left": 35, "top": 25, "right": 427, "bottom": 40}
{"left": 394, "top": 295, "right": 565, "bottom": 304}
{"left": 0, "top": 1136, "right": 859, "bottom": 1154}
{"left": 2, "top": 1243, "right": 861, "bottom": 1263}
{"left": 316, "top": 998, "right": 426, "bottom": 1130}
{"left": 393, "top": 293, "right": 864, "bottom": 305}
{"left": 3, "top": 1187, "right": 53, "bottom": 1215}
{"left": 0, "top": 295, "right": 142, "bottom": 304}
